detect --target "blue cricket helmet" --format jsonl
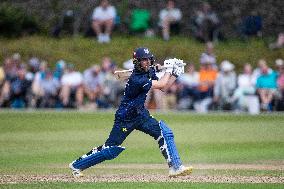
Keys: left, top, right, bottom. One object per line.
{"left": 133, "top": 47, "right": 155, "bottom": 71}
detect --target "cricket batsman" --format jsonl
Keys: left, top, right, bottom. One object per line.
{"left": 69, "top": 47, "right": 193, "bottom": 177}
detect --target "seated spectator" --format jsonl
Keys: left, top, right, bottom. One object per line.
{"left": 159, "top": 0, "right": 182, "bottom": 41}
{"left": 53, "top": 60, "right": 66, "bottom": 80}
{"left": 253, "top": 59, "right": 272, "bottom": 80}
{"left": 239, "top": 11, "right": 262, "bottom": 39}
{"left": 9, "top": 65, "right": 31, "bottom": 108}
{"left": 31, "top": 61, "right": 48, "bottom": 107}
{"left": 60, "top": 64, "right": 83, "bottom": 108}
{"left": 0, "top": 65, "right": 5, "bottom": 104}
{"left": 194, "top": 60, "right": 218, "bottom": 113}
{"left": 213, "top": 60, "right": 237, "bottom": 110}
{"left": 200, "top": 42, "right": 217, "bottom": 69}
{"left": 0, "top": 56, "right": 23, "bottom": 107}
{"left": 275, "top": 59, "right": 284, "bottom": 111}
{"left": 52, "top": 9, "right": 75, "bottom": 38}
{"left": 92, "top": 0, "right": 116, "bottom": 43}
{"left": 256, "top": 62, "right": 278, "bottom": 111}
{"left": 83, "top": 65, "right": 103, "bottom": 108}
{"left": 269, "top": 32, "right": 284, "bottom": 50}
{"left": 192, "top": 2, "right": 222, "bottom": 42}
{"left": 39, "top": 70, "right": 61, "bottom": 108}
{"left": 98, "top": 57, "right": 122, "bottom": 108}
{"left": 128, "top": 2, "right": 152, "bottom": 35}
{"left": 231, "top": 63, "right": 260, "bottom": 114}
{"left": 177, "top": 63, "right": 200, "bottom": 110}
{"left": 122, "top": 59, "right": 134, "bottom": 70}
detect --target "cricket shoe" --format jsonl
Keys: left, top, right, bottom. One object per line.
{"left": 69, "top": 161, "right": 84, "bottom": 178}
{"left": 169, "top": 165, "right": 193, "bottom": 177}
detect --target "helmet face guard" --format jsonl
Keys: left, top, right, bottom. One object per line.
{"left": 133, "top": 47, "right": 155, "bottom": 72}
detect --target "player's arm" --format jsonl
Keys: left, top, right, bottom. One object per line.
{"left": 151, "top": 72, "right": 172, "bottom": 91}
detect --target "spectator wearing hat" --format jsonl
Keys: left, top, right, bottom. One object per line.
{"left": 231, "top": 63, "right": 260, "bottom": 114}
{"left": 213, "top": 60, "right": 236, "bottom": 110}
{"left": 60, "top": 64, "right": 83, "bottom": 108}
{"left": 92, "top": 0, "right": 117, "bottom": 43}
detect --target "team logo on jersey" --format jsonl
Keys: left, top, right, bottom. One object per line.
{"left": 144, "top": 48, "right": 149, "bottom": 54}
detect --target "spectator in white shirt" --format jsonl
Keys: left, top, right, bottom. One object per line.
{"left": 60, "top": 64, "right": 83, "bottom": 108}
{"left": 83, "top": 65, "right": 102, "bottom": 103}
{"left": 200, "top": 42, "right": 217, "bottom": 69}
{"left": 159, "top": 0, "right": 182, "bottom": 41}
{"left": 177, "top": 63, "right": 200, "bottom": 109}
{"left": 231, "top": 63, "right": 260, "bottom": 114}
{"left": 92, "top": 0, "right": 116, "bottom": 43}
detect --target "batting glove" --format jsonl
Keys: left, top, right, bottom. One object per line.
{"left": 172, "top": 63, "right": 183, "bottom": 78}
{"left": 164, "top": 59, "right": 175, "bottom": 73}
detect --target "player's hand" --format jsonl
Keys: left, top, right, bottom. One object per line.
{"left": 164, "top": 59, "right": 175, "bottom": 73}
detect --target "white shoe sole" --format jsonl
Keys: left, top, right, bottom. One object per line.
{"left": 69, "top": 163, "right": 84, "bottom": 178}
{"left": 169, "top": 166, "right": 193, "bottom": 177}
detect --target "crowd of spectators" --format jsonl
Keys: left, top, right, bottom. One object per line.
{"left": 1, "top": 0, "right": 283, "bottom": 113}
{"left": 0, "top": 54, "right": 125, "bottom": 110}
{"left": 1, "top": 47, "right": 283, "bottom": 114}
{"left": 50, "top": 0, "right": 284, "bottom": 49}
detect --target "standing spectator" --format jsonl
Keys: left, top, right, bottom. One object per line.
{"left": 92, "top": 0, "right": 116, "bottom": 43}
{"left": 159, "top": 0, "right": 182, "bottom": 41}
{"left": 192, "top": 2, "right": 222, "bottom": 42}
{"left": 83, "top": 65, "right": 102, "bottom": 108}
{"left": 231, "top": 63, "right": 259, "bottom": 114}
{"left": 213, "top": 60, "right": 236, "bottom": 110}
{"left": 256, "top": 62, "right": 278, "bottom": 111}
{"left": 194, "top": 60, "right": 218, "bottom": 113}
{"left": 177, "top": 63, "right": 199, "bottom": 110}
{"left": 60, "top": 64, "right": 84, "bottom": 108}
{"left": 200, "top": 42, "right": 217, "bottom": 69}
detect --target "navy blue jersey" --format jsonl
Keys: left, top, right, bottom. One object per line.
{"left": 115, "top": 67, "right": 159, "bottom": 121}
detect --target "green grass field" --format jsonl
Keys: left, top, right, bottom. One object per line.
{"left": 0, "top": 111, "right": 283, "bottom": 188}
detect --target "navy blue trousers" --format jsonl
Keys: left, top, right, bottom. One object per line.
{"left": 105, "top": 116, "right": 161, "bottom": 146}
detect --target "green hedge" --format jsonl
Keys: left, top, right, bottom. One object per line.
{"left": 0, "top": 3, "right": 40, "bottom": 37}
